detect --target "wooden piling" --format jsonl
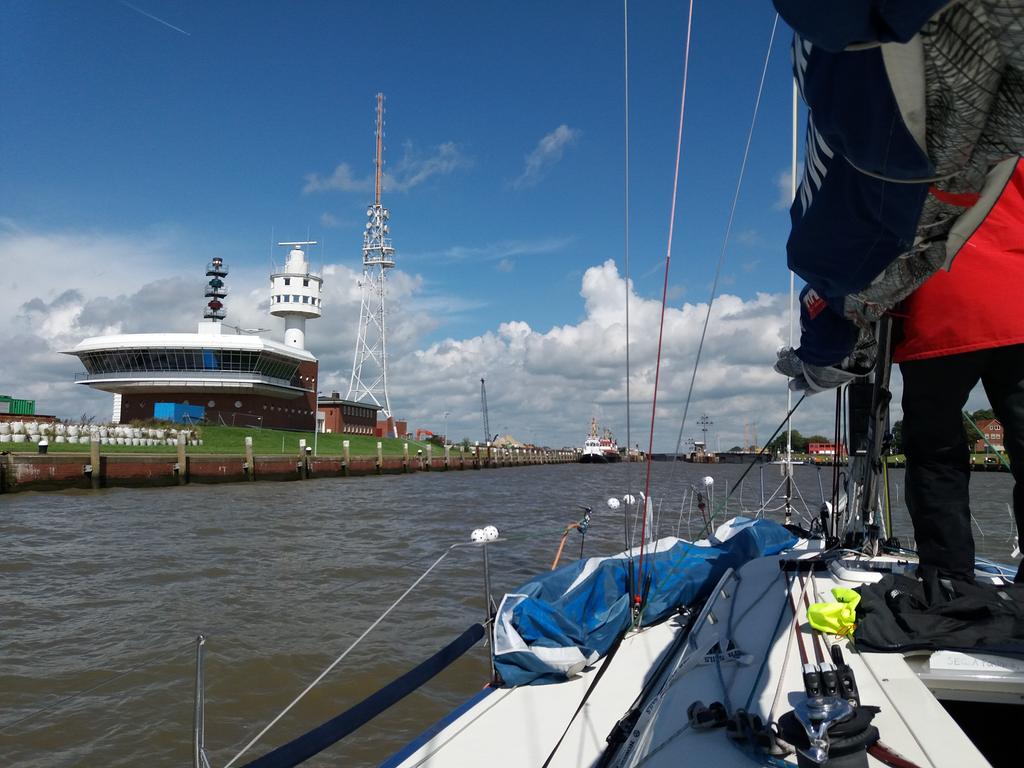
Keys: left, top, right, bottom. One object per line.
{"left": 90, "top": 435, "right": 102, "bottom": 490}
{"left": 342, "top": 440, "right": 350, "bottom": 477}
{"left": 403, "top": 442, "right": 410, "bottom": 472}
{"left": 426, "top": 445, "right": 432, "bottom": 471}
{"left": 376, "top": 441, "right": 383, "bottom": 473}
{"left": 244, "top": 436, "right": 254, "bottom": 480}
{"left": 444, "top": 444, "right": 450, "bottom": 470}
{"left": 176, "top": 433, "right": 187, "bottom": 485}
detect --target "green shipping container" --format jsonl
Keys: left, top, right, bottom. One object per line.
{"left": 0, "top": 395, "right": 35, "bottom": 415}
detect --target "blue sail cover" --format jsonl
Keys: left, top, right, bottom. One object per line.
{"left": 493, "top": 518, "right": 797, "bottom": 686}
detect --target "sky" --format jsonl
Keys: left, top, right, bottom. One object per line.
{"left": 0, "top": 1, "right": 992, "bottom": 450}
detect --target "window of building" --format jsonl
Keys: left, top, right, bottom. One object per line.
{"left": 284, "top": 278, "right": 291, "bottom": 286}
{"left": 303, "top": 279, "right": 309, "bottom": 287}
{"left": 302, "top": 296, "right": 309, "bottom": 304}
{"left": 283, "top": 295, "right": 290, "bottom": 302}
{"left": 292, "top": 295, "right": 299, "bottom": 303}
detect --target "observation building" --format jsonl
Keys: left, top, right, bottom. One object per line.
{"left": 65, "top": 245, "right": 328, "bottom": 430}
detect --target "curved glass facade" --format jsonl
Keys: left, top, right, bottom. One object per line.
{"left": 77, "top": 348, "right": 300, "bottom": 382}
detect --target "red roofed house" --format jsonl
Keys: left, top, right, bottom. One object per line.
{"left": 973, "top": 418, "right": 1005, "bottom": 453}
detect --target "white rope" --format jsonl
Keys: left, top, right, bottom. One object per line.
{"left": 768, "top": 573, "right": 809, "bottom": 721}
{"left": 223, "top": 545, "right": 460, "bottom": 768}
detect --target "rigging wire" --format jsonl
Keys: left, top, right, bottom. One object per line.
{"left": 223, "top": 546, "right": 460, "bottom": 768}
{"left": 637, "top": 0, "right": 696, "bottom": 601}
{"left": 623, "top": 0, "right": 633, "bottom": 480}
{"left": 671, "top": 12, "right": 781, "bottom": 459}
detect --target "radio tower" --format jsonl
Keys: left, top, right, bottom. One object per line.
{"left": 480, "top": 378, "right": 491, "bottom": 444}
{"left": 348, "top": 93, "right": 397, "bottom": 436}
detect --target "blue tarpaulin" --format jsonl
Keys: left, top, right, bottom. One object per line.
{"left": 493, "top": 518, "right": 797, "bottom": 686}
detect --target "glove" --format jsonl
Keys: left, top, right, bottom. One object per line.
{"left": 774, "top": 346, "right": 875, "bottom": 394}
{"left": 774, "top": 348, "right": 860, "bottom": 393}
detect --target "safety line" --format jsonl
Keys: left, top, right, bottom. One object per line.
{"left": 223, "top": 546, "right": 459, "bottom": 768}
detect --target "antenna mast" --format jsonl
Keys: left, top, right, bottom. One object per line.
{"left": 375, "top": 93, "right": 384, "bottom": 206}
{"left": 347, "top": 93, "right": 397, "bottom": 436}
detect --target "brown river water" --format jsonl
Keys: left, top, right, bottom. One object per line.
{"left": 2, "top": 462, "right": 1019, "bottom": 767}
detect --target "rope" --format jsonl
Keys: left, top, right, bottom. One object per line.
{"left": 223, "top": 545, "right": 460, "bottom": 768}
{"left": 623, "top": 0, "right": 634, "bottom": 483}
{"left": 671, "top": 12, "right": 781, "bottom": 458}
{"left": 0, "top": 640, "right": 195, "bottom": 733}
{"left": 637, "top": 0, "right": 696, "bottom": 596}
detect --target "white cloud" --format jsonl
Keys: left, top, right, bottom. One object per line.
{"left": 304, "top": 141, "right": 470, "bottom": 195}
{"left": 319, "top": 212, "right": 344, "bottom": 229}
{"left": 496, "top": 258, "right": 515, "bottom": 273}
{"left": 8, "top": 226, "right": 980, "bottom": 450}
{"left": 511, "top": 125, "right": 579, "bottom": 190}
{"left": 775, "top": 169, "right": 794, "bottom": 210}
{"left": 385, "top": 141, "right": 471, "bottom": 192}
{"left": 392, "top": 260, "right": 851, "bottom": 450}
{"left": 303, "top": 162, "right": 372, "bottom": 194}
{"left": 0, "top": 224, "right": 434, "bottom": 422}
{"left": 734, "top": 229, "right": 764, "bottom": 247}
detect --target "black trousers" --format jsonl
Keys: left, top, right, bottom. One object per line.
{"left": 901, "top": 344, "right": 1024, "bottom": 582}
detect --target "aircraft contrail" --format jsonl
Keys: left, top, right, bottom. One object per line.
{"left": 120, "top": 1, "right": 191, "bottom": 36}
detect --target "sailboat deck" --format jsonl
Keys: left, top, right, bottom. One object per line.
{"left": 387, "top": 546, "right": 1020, "bottom": 767}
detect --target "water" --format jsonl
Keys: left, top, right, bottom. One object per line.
{"left": 2, "top": 463, "right": 1019, "bottom": 767}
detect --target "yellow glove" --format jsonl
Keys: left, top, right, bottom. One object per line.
{"left": 807, "top": 587, "right": 860, "bottom": 636}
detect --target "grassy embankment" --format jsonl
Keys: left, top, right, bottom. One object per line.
{"left": 10, "top": 425, "right": 434, "bottom": 456}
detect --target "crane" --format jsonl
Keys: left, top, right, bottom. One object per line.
{"left": 480, "top": 377, "right": 491, "bottom": 444}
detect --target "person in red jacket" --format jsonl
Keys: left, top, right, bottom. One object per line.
{"left": 895, "top": 159, "right": 1024, "bottom": 584}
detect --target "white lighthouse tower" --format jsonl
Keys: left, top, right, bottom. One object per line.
{"left": 270, "top": 241, "right": 323, "bottom": 351}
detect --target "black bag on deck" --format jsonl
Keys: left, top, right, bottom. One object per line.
{"left": 853, "top": 573, "right": 1024, "bottom": 657}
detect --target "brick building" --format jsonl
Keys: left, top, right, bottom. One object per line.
{"left": 317, "top": 393, "right": 380, "bottom": 435}
{"left": 973, "top": 418, "right": 1005, "bottom": 452}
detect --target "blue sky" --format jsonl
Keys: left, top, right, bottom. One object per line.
{"left": 4, "top": 1, "right": 961, "bottom": 449}
{"left": 2, "top": 0, "right": 795, "bottom": 315}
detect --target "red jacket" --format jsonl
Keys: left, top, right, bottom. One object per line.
{"left": 894, "top": 159, "right": 1024, "bottom": 363}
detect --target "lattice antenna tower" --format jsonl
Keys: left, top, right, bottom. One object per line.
{"left": 480, "top": 377, "right": 491, "bottom": 444}
{"left": 698, "top": 414, "right": 713, "bottom": 448}
{"left": 347, "top": 93, "right": 397, "bottom": 436}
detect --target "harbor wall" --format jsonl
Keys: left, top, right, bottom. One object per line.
{"left": 0, "top": 444, "right": 579, "bottom": 494}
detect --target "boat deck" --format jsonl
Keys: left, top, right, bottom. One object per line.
{"left": 387, "top": 547, "right": 1022, "bottom": 767}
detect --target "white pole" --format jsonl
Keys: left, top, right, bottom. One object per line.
{"left": 312, "top": 385, "right": 319, "bottom": 457}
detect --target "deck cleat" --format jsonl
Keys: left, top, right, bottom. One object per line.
{"left": 687, "top": 700, "right": 728, "bottom": 730}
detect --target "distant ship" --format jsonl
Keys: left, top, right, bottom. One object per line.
{"left": 579, "top": 418, "right": 622, "bottom": 463}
